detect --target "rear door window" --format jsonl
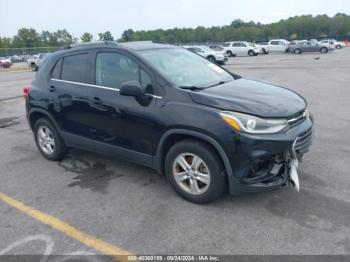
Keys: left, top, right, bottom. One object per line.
{"left": 61, "top": 53, "right": 89, "bottom": 83}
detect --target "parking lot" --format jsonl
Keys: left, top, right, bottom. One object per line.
{"left": 0, "top": 49, "right": 350, "bottom": 258}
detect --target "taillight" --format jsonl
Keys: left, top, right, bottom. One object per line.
{"left": 23, "top": 84, "right": 32, "bottom": 96}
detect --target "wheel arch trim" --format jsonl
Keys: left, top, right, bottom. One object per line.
{"left": 28, "top": 108, "right": 60, "bottom": 131}
{"left": 154, "top": 129, "right": 233, "bottom": 177}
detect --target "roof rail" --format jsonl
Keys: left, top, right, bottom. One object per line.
{"left": 68, "top": 41, "right": 120, "bottom": 49}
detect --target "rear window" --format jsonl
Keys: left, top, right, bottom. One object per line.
{"left": 61, "top": 53, "right": 89, "bottom": 83}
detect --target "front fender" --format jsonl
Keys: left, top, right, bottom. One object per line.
{"left": 154, "top": 128, "right": 233, "bottom": 178}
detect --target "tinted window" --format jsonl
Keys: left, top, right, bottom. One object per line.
{"left": 61, "top": 53, "right": 89, "bottom": 83}
{"left": 270, "top": 41, "right": 278, "bottom": 45}
{"left": 140, "top": 68, "right": 153, "bottom": 94}
{"left": 96, "top": 52, "right": 153, "bottom": 94}
{"left": 188, "top": 48, "right": 199, "bottom": 52}
{"left": 139, "top": 48, "right": 234, "bottom": 88}
{"left": 51, "top": 58, "right": 62, "bottom": 79}
{"left": 233, "top": 43, "right": 241, "bottom": 47}
{"left": 189, "top": 47, "right": 202, "bottom": 52}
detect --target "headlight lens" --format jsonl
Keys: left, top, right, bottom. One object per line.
{"left": 220, "top": 111, "right": 288, "bottom": 134}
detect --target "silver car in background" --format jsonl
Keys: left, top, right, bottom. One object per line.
{"left": 319, "top": 39, "right": 345, "bottom": 49}
{"left": 185, "top": 45, "right": 228, "bottom": 64}
{"left": 288, "top": 41, "right": 334, "bottom": 54}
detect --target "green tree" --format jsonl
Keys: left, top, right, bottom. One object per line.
{"left": 45, "top": 29, "right": 73, "bottom": 46}
{"left": 40, "top": 30, "right": 52, "bottom": 46}
{"left": 0, "top": 37, "right": 11, "bottom": 48}
{"left": 81, "top": 32, "right": 93, "bottom": 42}
{"left": 12, "top": 28, "right": 41, "bottom": 47}
{"left": 98, "top": 31, "right": 114, "bottom": 41}
{"left": 121, "top": 29, "right": 135, "bottom": 41}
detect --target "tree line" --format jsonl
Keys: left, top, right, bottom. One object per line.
{"left": 1, "top": 13, "right": 350, "bottom": 49}
{"left": 0, "top": 29, "right": 114, "bottom": 48}
{"left": 121, "top": 14, "right": 350, "bottom": 43}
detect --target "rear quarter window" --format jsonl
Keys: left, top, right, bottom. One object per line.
{"left": 51, "top": 58, "right": 62, "bottom": 79}
{"left": 61, "top": 53, "right": 89, "bottom": 83}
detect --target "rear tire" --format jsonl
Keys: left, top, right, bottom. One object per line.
{"left": 34, "top": 118, "right": 66, "bottom": 161}
{"left": 165, "top": 139, "right": 226, "bottom": 204}
{"left": 320, "top": 47, "right": 328, "bottom": 54}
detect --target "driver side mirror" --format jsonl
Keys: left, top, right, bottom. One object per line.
{"left": 120, "top": 81, "right": 145, "bottom": 98}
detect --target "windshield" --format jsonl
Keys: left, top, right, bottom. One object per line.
{"left": 138, "top": 48, "right": 234, "bottom": 88}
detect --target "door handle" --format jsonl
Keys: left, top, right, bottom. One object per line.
{"left": 49, "top": 85, "right": 56, "bottom": 92}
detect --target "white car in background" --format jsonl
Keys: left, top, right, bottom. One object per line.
{"left": 185, "top": 45, "right": 228, "bottom": 64}
{"left": 26, "top": 53, "right": 50, "bottom": 71}
{"left": 319, "top": 39, "right": 345, "bottom": 49}
{"left": 269, "top": 39, "right": 289, "bottom": 53}
{"left": 255, "top": 42, "right": 270, "bottom": 54}
{"left": 223, "top": 41, "right": 262, "bottom": 57}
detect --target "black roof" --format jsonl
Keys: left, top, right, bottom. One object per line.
{"left": 56, "top": 41, "right": 176, "bottom": 54}
{"left": 119, "top": 41, "right": 176, "bottom": 51}
{"left": 45, "top": 41, "right": 179, "bottom": 63}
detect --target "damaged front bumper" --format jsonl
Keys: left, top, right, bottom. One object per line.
{"left": 226, "top": 116, "right": 314, "bottom": 195}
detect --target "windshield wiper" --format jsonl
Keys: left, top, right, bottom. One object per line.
{"left": 207, "top": 81, "right": 229, "bottom": 88}
{"left": 179, "top": 85, "right": 205, "bottom": 91}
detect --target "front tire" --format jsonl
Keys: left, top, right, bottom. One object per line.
{"left": 294, "top": 48, "right": 301, "bottom": 54}
{"left": 226, "top": 51, "right": 233, "bottom": 57}
{"left": 248, "top": 50, "right": 255, "bottom": 56}
{"left": 165, "top": 140, "right": 226, "bottom": 204}
{"left": 34, "top": 118, "right": 66, "bottom": 161}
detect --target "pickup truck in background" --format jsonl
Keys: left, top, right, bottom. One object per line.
{"left": 27, "top": 53, "right": 49, "bottom": 71}
{"left": 268, "top": 39, "right": 289, "bottom": 53}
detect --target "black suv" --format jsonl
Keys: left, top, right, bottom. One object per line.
{"left": 25, "top": 41, "right": 314, "bottom": 203}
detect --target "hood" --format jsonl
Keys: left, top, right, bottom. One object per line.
{"left": 189, "top": 78, "right": 306, "bottom": 118}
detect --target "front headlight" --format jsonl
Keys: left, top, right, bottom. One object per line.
{"left": 220, "top": 111, "right": 288, "bottom": 134}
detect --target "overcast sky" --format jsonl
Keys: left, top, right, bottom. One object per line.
{"left": 1, "top": 0, "right": 349, "bottom": 39}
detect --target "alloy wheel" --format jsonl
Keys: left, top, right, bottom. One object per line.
{"left": 172, "top": 153, "right": 211, "bottom": 195}
{"left": 37, "top": 125, "right": 55, "bottom": 155}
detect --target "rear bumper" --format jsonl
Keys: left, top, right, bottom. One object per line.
{"left": 216, "top": 56, "right": 228, "bottom": 62}
{"left": 225, "top": 116, "right": 314, "bottom": 195}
